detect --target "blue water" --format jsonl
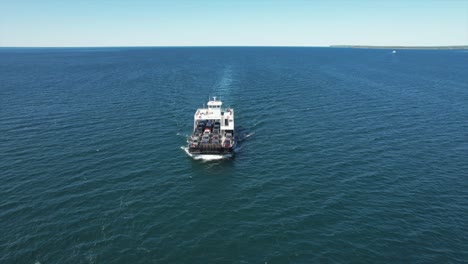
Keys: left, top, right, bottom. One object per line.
{"left": 1, "top": 47, "right": 467, "bottom": 263}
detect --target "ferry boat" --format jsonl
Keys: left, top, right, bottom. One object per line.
{"left": 184, "top": 97, "right": 235, "bottom": 159}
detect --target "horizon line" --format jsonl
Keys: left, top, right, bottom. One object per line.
{"left": 0, "top": 44, "right": 467, "bottom": 49}
{"left": 1, "top": 45, "right": 330, "bottom": 48}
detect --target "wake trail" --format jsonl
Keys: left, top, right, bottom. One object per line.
{"left": 212, "top": 65, "right": 235, "bottom": 101}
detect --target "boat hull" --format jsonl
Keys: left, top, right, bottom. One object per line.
{"left": 182, "top": 146, "right": 234, "bottom": 160}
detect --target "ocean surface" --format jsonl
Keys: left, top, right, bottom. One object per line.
{"left": 1, "top": 47, "right": 467, "bottom": 263}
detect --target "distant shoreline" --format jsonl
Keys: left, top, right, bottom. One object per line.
{"left": 330, "top": 45, "right": 468, "bottom": 50}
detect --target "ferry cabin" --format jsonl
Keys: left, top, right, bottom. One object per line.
{"left": 192, "top": 97, "right": 234, "bottom": 147}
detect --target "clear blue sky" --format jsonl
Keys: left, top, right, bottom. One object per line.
{"left": 0, "top": 0, "right": 467, "bottom": 47}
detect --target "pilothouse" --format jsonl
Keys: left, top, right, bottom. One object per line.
{"left": 184, "top": 97, "right": 236, "bottom": 159}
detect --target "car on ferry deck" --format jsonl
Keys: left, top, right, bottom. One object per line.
{"left": 190, "top": 136, "right": 199, "bottom": 147}
{"left": 201, "top": 135, "right": 210, "bottom": 144}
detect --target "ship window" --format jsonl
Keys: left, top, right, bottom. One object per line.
{"left": 225, "top": 119, "right": 229, "bottom": 126}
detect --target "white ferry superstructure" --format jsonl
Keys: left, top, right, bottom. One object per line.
{"left": 184, "top": 97, "right": 235, "bottom": 159}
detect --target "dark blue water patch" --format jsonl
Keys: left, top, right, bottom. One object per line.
{"left": 1, "top": 47, "right": 467, "bottom": 263}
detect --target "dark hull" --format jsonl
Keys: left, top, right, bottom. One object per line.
{"left": 188, "top": 144, "right": 235, "bottom": 155}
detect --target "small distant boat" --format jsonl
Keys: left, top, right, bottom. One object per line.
{"left": 392, "top": 50, "right": 397, "bottom": 54}
{"left": 183, "top": 97, "right": 236, "bottom": 160}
